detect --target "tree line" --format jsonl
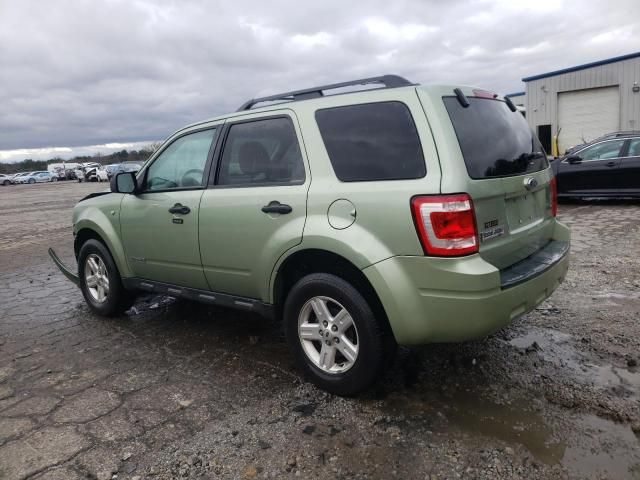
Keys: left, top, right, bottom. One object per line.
{"left": 0, "top": 147, "right": 156, "bottom": 175}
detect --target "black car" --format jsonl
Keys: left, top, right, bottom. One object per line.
{"left": 552, "top": 134, "right": 640, "bottom": 198}
{"left": 564, "top": 130, "right": 640, "bottom": 155}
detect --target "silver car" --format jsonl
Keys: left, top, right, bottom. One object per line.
{"left": 0, "top": 174, "right": 13, "bottom": 186}
{"left": 18, "top": 171, "right": 58, "bottom": 184}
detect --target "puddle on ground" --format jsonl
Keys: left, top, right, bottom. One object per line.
{"left": 562, "top": 413, "right": 640, "bottom": 480}
{"left": 385, "top": 388, "right": 640, "bottom": 479}
{"left": 509, "top": 327, "right": 640, "bottom": 395}
{"left": 385, "top": 390, "right": 564, "bottom": 464}
{"left": 589, "top": 291, "right": 640, "bottom": 309}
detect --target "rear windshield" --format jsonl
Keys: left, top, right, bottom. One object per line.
{"left": 315, "top": 101, "right": 425, "bottom": 182}
{"left": 443, "top": 96, "right": 547, "bottom": 179}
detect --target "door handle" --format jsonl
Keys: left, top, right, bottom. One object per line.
{"left": 261, "top": 201, "right": 292, "bottom": 215}
{"left": 605, "top": 161, "right": 617, "bottom": 167}
{"left": 168, "top": 203, "right": 191, "bottom": 215}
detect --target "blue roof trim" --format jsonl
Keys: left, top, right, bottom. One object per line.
{"left": 522, "top": 51, "right": 640, "bottom": 82}
{"left": 505, "top": 91, "right": 525, "bottom": 98}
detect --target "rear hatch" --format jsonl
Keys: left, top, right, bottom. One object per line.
{"left": 418, "top": 86, "right": 555, "bottom": 269}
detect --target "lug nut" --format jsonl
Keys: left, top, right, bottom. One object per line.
{"left": 323, "top": 321, "right": 328, "bottom": 327}
{"left": 331, "top": 325, "right": 338, "bottom": 332}
{"left": 334, "top": 337, "right": 340, "bottom": 344}
{"left": 325, "top": 340, "right": 331, "bottom": 345}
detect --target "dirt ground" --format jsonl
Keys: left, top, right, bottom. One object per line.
{"left": 0, "top": 181, "right": 639, "bottom": 480}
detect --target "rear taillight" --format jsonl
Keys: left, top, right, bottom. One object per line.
{"left": 411, "top": 194, "right": 479, "bottom": 257}
{"left": 550, "top": 177, "right": 558, "bottom": 217}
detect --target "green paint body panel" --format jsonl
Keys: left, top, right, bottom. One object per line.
{"left": 67, "top": 83, "right": 571, "bottom": 346}
{"left": 363, "top": 222, "right": 570, "bottom": 345}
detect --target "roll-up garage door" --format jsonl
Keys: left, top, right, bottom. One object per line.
{"left": 557, "top": 86, "right": 620, "bottom": 153}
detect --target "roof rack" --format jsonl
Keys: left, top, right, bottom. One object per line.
{"left": 237, "top": 74, "right": 415, "bottom": 111}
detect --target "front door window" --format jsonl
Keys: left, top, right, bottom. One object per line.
{"left": 145, "top": 129, "right": 217, "bottom": 191}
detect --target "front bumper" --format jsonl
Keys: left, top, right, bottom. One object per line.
{"left": 363, "top": 223, "right": 570, "bottom": 345}
{"left": 48, "top": 248, "right": 80, "bottom": 286}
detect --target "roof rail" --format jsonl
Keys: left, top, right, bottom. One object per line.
{"left": 237, "top": 74, "right": 415, "bottom": 111}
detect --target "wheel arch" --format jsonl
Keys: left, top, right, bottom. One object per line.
{"left": 74, "top": 217, "right": 132, "bottom": 278}
{"left": 272, "top": 248, "right": 391, "bottom": 334}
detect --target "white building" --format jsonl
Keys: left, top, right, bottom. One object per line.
{"left": 520, "top": 51, "right": 640, "bottom": 154}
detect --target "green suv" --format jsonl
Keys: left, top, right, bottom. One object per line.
{"left": 50, "top": 75, "right": 570, "bottom": 395}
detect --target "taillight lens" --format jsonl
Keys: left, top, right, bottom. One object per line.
{"left": 550, "top": 177, "right": 558, "bottom": 217}
{"left": 411, "top": 194, "right": 479, "bottom": 256}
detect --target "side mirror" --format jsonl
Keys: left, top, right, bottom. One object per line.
{"left": 111, "top": 172, "right": 137, "bottom": 194}
{"left": 566, "top": 155, "right": 582, "bottom": 164}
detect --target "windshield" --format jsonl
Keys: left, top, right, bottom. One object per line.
{"left": 443, "top": 96, "right": 547, "bottom": 179}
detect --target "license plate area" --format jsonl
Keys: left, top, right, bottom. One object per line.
{"left": 506, "top": 191, "right": 544, "bottom": 233}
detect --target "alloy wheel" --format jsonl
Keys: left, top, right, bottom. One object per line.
{"left": 298, "top": 296, "right": 359, "bottom": 374}
{"left": 85, "top": 254, "right": 110, "bottom": 303}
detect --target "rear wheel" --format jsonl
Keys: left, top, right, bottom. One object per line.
{"left": 28, "top": 178, "right": 35, "bottom": 184}
{"left": 78, "top": 239, "right": 134, "bottom": 316}
{"left": 2, "top": 180, "right": 8, "bottom": 186}
{"left": 284, "top": 273, "right": 394, "bottom": 395}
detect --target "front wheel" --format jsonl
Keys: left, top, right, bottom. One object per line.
{"left": 52, "top": 177, "right": 58, "bottom": 182}
{"left": 28, "top": 178, "right": 35, "bottom": 184}
{"left": 78, "top": 239, "right": 134, "bottom": 316}
{"left": 284, "top": 273, "right": 395, "bottom": 395}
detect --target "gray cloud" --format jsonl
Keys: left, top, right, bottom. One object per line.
{"left": 1, "top": 0, "right": 638, "bottom": 160}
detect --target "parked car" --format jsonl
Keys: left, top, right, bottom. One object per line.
{"left": 49, "top": 76, "right": 570, "bottom": 395}
{"left": 11, "top": 172, "right": 30, "bottom": 183}
{"left": 564, "top": 130, "right": 640, "bottom": 155}
{"left": 75, "top": 163, "right": 103, "bottom": 182}
{"left": 17, "top": 171, "right": 58, "bottom": 184}
{"left": 552, "top": 133, "right": 640, "bottom": 198}
{"left": 105, "top": 163, "right": 142, "bottom": 179}
{"left": 85, "top": 166, "right": 110, "bottom": 182}
{"left": 0, "top": 174, "right": 13, "bottom": 185}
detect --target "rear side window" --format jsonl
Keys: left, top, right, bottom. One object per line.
{"left": 315, "top": 102, "right": 425, "bottom": 182}
{"left": 217, "top": 117, "right": 305, "bottom": 186}
{"left": 443, "top": 97, "right": 548, "bottom": 179}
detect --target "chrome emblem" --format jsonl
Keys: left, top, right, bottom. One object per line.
{"left": 524, "top": 177, "right": 538, "bottom": 191}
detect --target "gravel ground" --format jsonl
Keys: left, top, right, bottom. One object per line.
{"left": 0, "top": 181, "right": 639, "bottom": 480}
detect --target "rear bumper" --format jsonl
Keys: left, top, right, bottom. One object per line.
{"left": 48, "top": 248, "right": 80, "bottom": 286}
{"left": 363, "top": 221, "right": 570, "bottom": 345}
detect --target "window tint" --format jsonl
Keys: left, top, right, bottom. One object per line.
{"left": 217, "top": 117, "right": 305, "bottom": 186}
{"left": 625, "top": 139, "right": 640, "bottom": 158}
{"left": 315, "top": 102, "right": 425, "bottom": 182}
{"left": 145, "top": 129, "right": 217, "bottom": 191}
{"left": 444, "top": 97, "right": 547, "bottom": 179}
{"left": 579, "top": 140, "right": 624, "bottom": 161}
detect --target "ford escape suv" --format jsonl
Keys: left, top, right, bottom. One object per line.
{"left": 50, "top": 75, "right": 570, "bottom": 395}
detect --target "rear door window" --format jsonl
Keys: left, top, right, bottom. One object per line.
{"left": 216, "top": 117, "right": 305, "bottom": 186}
{"left": 315, "top": 102, "right": 425, "bottom": 182}
{"left": 626, "top": 138, "right": 640, "bottom": 158}
{"left": 443, "top": 97, "right": 547, "bottom": 179}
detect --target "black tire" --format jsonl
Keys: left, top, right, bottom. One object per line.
{"left": 2, "top": 180, "right": 8, "bottom": 186}
{"left": 28, "top": 178, "right": 35, "bottom": 184}
{"left": 78, "top": 239, "right": 134, "bottom": 316}
{"left": 284, "top": 273, "right": 395, "bottom": 396}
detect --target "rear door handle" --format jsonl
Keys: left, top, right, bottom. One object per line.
{"left": 169, "top": 203, "right": 191, "bottom": 215}
{"left": 261, "top": 201, "right": 292, "bottom": 215}
{"left": 605, "top": 161, "right": 617, "bottom": 167}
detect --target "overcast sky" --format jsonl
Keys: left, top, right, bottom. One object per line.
{"left": 1, "top": 0, "right": 639, "bottom": 162}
